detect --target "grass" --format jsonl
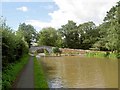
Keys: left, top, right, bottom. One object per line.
{"left": 34, "top": 57, "right": 49, "bottom": 88}
{"left": 2, "top": 54, "right": 29, "bottom": 89}
{"left": 86, "top": 52, "right": 106, "bottom": 58}
{"left": 108, "top": 53, "right": 117, "bottom": 59}
{"left": 86, "top": 51, "right": 117, "bottom": 59}
{"left": 0, "top": 72, "right": 2, "bottom": 90}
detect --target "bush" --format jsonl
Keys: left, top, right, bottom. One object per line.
{"left": 86, "top": 52, "right": 106, "bottom": 58}
{"left": 104, "top": 52, "right": 110, "bottom": 57}
{"left": 116, "top": 53, "right": 120, "bottom": 59}
{"left": 86, "top": 51, "right": 119, "bottom": 59}
{"left": 1, "top": 25, "right": 29, "bottom": 67}
{"left": 52, "top": 47, "right": 62, "bottom": 56}
{"left": 44, "top": 49, "right": 49, "bottom": 55}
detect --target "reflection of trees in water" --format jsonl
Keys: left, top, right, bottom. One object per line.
{"left": 40, "top": 58, "right": 57, "bottom": 77}
{"left": 40, "top": 56, "right": 118, "bottom": 88}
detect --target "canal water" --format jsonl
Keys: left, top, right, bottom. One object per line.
{"left": 40, "top": 56, "right": 118, "bottom": 88}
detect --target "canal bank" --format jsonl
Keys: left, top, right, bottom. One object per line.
{"left": 34, "top": 56, "right": 49, "bottom": 88}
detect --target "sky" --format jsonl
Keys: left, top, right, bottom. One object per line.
{"left": 1, "top": 0, "right": 119, "bottom": 31}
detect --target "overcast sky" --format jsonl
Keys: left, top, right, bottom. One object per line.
{"left": 1, "top": 0, "right": 119, "bottom": 31}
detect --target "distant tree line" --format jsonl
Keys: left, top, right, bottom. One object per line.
{"left": 1, "top": 1, "right": 120, "bottom": 66}
{"left": 38, "top": 1, "right": 120, "bottom": 55}
{"left": 38, "top": 21, "right": 99, "bottom": 49}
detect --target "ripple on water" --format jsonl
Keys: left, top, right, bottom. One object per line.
{"left": 49, "top": 77, "right": 64, "bottom": 88}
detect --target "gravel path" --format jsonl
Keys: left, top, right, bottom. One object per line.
{"left": 14, "top": 56, "right": 34, "bottom": 88}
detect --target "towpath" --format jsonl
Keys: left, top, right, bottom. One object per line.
{"left": 14, "top": 56, "right": 34, "bottom": 88}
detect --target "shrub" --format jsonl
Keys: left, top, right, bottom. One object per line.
{"left": 52, "top": 47, "right": 62, "bottom": 56}
{"left": 44, "top": 49, "right": 49, "bottom": 55}
{"left": 116, "top": 53, "right": 120, "bottom": 59}
{"left": 2, "top": 25, "right": 29, "bottom": 67}
{"left": 104, "top": 52, "right": 110, "bottom": 57}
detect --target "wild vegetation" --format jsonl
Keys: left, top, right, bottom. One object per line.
{"left": 1, "top": 19, "right": 37, "bottom": 67}
{"left": 1, "top": 0, "right": 120, "bottom": 89}
{"left": 86, "top": 51, "right": 117, "bottom": 59}
{"left": 1, "top": 17, "right": 37, "bottom": 88}
{"left": 52, "top": 47, "right": 62, "bottom": 56}
{"left": 2, "top": 54, "right": 29, "bottom": 89}
{"left": 34, "top": 57, "right": 48, "bottom": 88}
{"left": 2, "top": 1, "right": 120, "bottom": 61}
{"left": 37, "top": 1, "right": 120, "bottom": 59}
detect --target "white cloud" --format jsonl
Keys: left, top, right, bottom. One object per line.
{"left": 25, "top": 19, "right": 59, "bottom": 30}
{"left": 16, "top": 6, "right": 28, "bottom": 12}
{"left": 26, "top": 0, "right": 119, "bottom": 30}
{"left": 26, "top": 20, "right": 51, "bottom": 29}
{"left": 51, "top": 0, "right": 119, "bottom": 26}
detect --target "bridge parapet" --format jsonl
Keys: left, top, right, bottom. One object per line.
{"left": 30, "top": 46, "right": 53, "bottom": 53}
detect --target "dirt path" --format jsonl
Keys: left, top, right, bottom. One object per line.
{"left": 14, "top": 56, "right": 34, "bottom": 88}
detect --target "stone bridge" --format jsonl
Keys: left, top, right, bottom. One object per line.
{"left": 29, "top": 46, "right": 53, "bottom": 53}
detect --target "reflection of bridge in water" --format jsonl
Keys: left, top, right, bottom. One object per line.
{"left": 30, "top": 46, "right": 53, "bottom": 53}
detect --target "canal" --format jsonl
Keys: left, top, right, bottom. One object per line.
{"left": 39, "top": 56, "right": 118, "bottom": 88}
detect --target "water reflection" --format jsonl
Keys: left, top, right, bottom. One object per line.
{"left": 40, "top": 56, "right": 118, "bottom": 88}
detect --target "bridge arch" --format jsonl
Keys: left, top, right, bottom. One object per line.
{"left": 30, "top": 46, "right": 52, "bottom": 53}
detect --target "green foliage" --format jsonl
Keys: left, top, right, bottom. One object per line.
{"left": 1, "top": 17, "right": 30, "bottom": 89}
{"left": 2, "top": 23, "right": 29, "bottom": 67}
{"left": 52, "top": 47, "right": 60, "bottom": 53}
{"left": 0, "top": 72, "right": 2, "bottom": 90}
{"left": 34, "top": 57, "right": 49, "bottom": 88}
{"left": 44, "top": 49, "right": 49, "bottom": 55}
{"left": 78, "top": 22, "right": 99, "bottom": 49}
{"left": 92, "top": 1, "right": 120, "bottom": 55}
{"left": 59, "top": 20, "right": 99, "bottom": 49}
{"left": 2, "top": 54, "right": 29, "bottom": 89}
{"left": 38, "top": 27, "right": 62, "bottom": 47}
{"left": 101, "top": 1, "right": 120, "bottom": 52}
{"left": 17, "top": 23, "right": 37, "bottom": 48}
{"left": 86, "top": 51, "right": 117, "bottom": 59}
{"left": 116, "top": 53, "right": 120, "bottom": 59}
{"left": 36, "top": 1, "right": 120, "bottom": 53}
{"left": 55, "top": 32, "right": 63, "bottom": 47}
{"left": 52, "top": 47, "right": 61, "bottom": 56}
{"left": 59, "top": 20, "right": 79, "bottom": 48}
{"left": 86, "top": 52, "right": 106, "bottom": 58}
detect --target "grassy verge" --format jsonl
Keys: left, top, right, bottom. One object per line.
{"left": 0, "top": 72, "right": 2, "bottom": 90}
{"left": 34, "top": 57, "right": 49, "bottom": 88}
{"left": 2, "top": 54, "right": 29, "bottom": 89}
{"left": 86, "top": 51, "right": 117, "bottom": 59}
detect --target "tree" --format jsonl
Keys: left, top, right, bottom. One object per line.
{"left": 93, "top": 22, "right": 110, "bottom": 51}
{"left": 17, "top": 23, "right": 37, "bottom": 48}
{"left": 1, "top": 19, "right": 28, "bottom": 67}
{"left": 103, "top": 1, "right": 120, "bottom": 53}
{"left": 78, "top": 21, "right": 99, "bottom": 49}
{"left": 38, "top": 27, "right": 60, "bottom": 46}
{"left": 55, "top": 30, "right": 63, "bottom": 47}
{"left": 59, "top": 20, "right": 80, "bottom": 48}
{"left": 59, "top": 20, "right": 99, "bottom": 49}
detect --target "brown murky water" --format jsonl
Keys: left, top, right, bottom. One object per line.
{"left": 40, "top": 56, "right": 118, "bottom": 88}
